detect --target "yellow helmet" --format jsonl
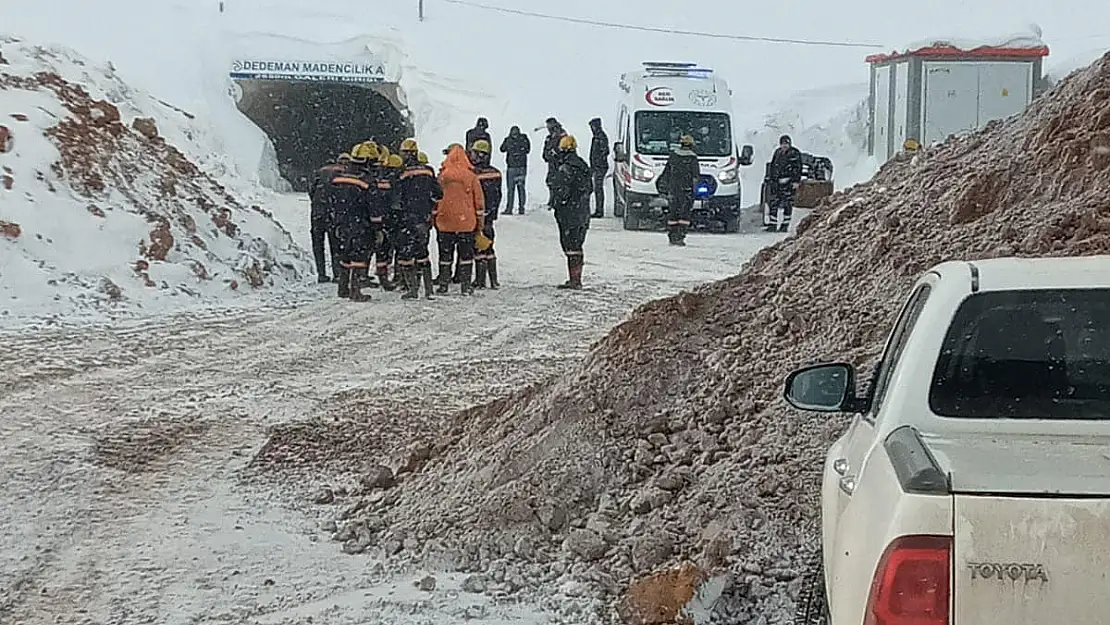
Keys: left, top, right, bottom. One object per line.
{"left": 417, "top": 151, "right": 429, "bottom": 165}
{"left": 337, "top": 153, "right": 352, "bottom": 163}
{"left": 903, "top": 138, "right": 920, "bottom": 152}
{"left": 558, "top": 135, "right": 577, "bottom": 151}
{"left": 400, "top": 138, "right": 419, "bottom": 152}
{"left": 386, "top": 154, "right": 404, "bottom": 168}
{"left": 679, "top": 135, "right": 695, "bottom": 147}
{"left": 350, "top": 141, "right": 379, "bottom": 162}
{"left": 472, "top": 139, "right": 491, "bottom": 153}
{"left": 377, "top": 145, "right": 391, "bottom": 165}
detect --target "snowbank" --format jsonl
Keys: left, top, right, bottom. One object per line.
{"left": 0, "top": 38, "right": 312, "bottom": 326}
{"left": 898, "top": 26, "right": 1048, "bottom": 55}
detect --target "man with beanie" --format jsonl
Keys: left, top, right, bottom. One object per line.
{"left": 588, "top": 118, "right": 609, "bottom": 218}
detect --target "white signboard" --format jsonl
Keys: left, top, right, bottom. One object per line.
{"left": 230, "top": 59, "right": 387, "bottom": 83}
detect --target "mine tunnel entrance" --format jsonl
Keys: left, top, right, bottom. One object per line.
{"left": 234, "top": 80, "right": 413, "bottom": 192}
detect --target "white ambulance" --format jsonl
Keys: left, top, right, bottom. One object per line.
{"left": 612, "top": 62, "right": 754, "bottom": 232}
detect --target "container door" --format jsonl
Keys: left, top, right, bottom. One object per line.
{"left": 922, "top": 61, "right": 979, "bottom": 144}
{"left": 874, "top": 65, "right": 891, "bottom": 161}
{"left": 892, "top": 62, "right": 909, "bottom": 149}
{"left": 977, "top": 61, "right": 1032, "bottom": 126}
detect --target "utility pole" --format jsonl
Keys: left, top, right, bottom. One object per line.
{"left": 418, "top": 0, "right": 424, "bottom": 21}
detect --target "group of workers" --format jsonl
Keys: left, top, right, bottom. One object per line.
{"left": 309, "top": 131, "right": 594, "bottom": 301}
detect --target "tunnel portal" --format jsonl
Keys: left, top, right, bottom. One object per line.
{"left": 234, "top": 79, "right": 414, "bottom": 192}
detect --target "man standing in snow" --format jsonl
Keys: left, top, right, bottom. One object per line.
{"left": 548, "top": 135, "right": 592, "bottom": 289}
{"left": 655, "top": 135, "right": 700, "bottom": 246}
{"left": 499, "top": 126, "right": 530, "bottom": 214}
{"left": 588, "top": 118, "right": 609, "bottom": 218}
{"left": 308, "top": 153, "right": 349, "bottom": 282}
{"left": 766, "top": 134, "right": 802, "bottom": 232}
{"left": 326, "top": 142, "right": 381, "bottom": 301}
{"left": 466, "top": 117, "right": 491, "bottom": 151}
{"left": 542, "top": 117, "right": 567, "bottom": 209}
{"left": 435, "top": 144, "right": 485, "bottom": 295}
{"left": 469, "top": 140, "right": 503, "bottom": 289}
{"left": 396, "top": 139, "right": 443, "bottom": 299}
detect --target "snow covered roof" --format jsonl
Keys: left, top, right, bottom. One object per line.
{"left": 866, "top": 30, "right": 1050, "bottom": 64}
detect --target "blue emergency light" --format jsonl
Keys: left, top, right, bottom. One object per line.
{"left": 695, "top": 183, "right": 711, "bottom": 198}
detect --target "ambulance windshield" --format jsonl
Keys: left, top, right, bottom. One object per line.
{"left": 634, "top": 111, "right": 732, "bottom": 157}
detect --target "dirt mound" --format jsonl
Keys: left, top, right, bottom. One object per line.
{"left": 286, "top": 54, "right": 1110, "bottom": 622}
{"left": 0, "top": 38, "right": 310, "bottom": 323}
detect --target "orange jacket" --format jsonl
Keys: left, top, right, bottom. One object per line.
{"left": 435, "top": 145, "right": 485, "bottom": 233}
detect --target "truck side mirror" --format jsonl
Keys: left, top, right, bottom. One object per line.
{"left": 784, "top": 362, "right": 862, "bottom": 413}
{"left": 613, "top": 142, "right": 628, "bottom": 163}
{"left": 738, "top": 144, "right": 754, "bottom": 166}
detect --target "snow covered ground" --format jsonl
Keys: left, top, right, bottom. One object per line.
{"left": 0, "top": 194, "right": 787, "bottom": 624}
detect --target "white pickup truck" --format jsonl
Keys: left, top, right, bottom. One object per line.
{"left": 785, "top": 256, "right": 1110, "bottom": 625}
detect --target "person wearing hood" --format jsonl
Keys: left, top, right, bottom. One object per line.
{"left": 587, "top": 118, "right": 610, "bottom": 218}
{"left": 655, "top": 134, "right": 699, "bottom": 246}
{"left": 765, "top": 134, "right": 802, "bottom": 232}
{"left": 435, "top": 144, "right": 485, "bottom": 295}
{"left": 542, "top": 117, "right": 567, "bottom": 209}
{"left": 466, "top": 117, "right": 491, "bottom": 150}
{"left": 499, "top": 125, "right": 530, "bottom": 214}
{"left": 548, "top": 135, "right": 592, "bottom": 289}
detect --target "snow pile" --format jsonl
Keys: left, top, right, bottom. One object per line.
{"left": 895, "top": 24, "right": 1048, "bottom": 56}
{"left": 0, "top": 38, "right": 312, "bottom": 324}
{"left": 252, "top": 51, "right": 1110, "bottom": 622}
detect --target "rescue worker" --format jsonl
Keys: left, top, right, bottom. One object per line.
{"left": 397, "top": 139, "right": 443, "bottom": 300}
{"left": 325, "top": 142, "right": 380, "bottom": 301}
{"left": 588, "top": 118, "right": 609, "bottom": 218}
{"left": 655, "top": 134, "right": 699, "bottom": 246}
{"left": 469, "top": 139, "right": 503, "bottom": 289}
{"left": 435, "top": 144, "right": 485, "bottom": 295}
{"left": 499, "top": 126, "right": 530, "bottom": 215}
{"left": 308, "top": 153, "right": 349, "bottom": 282}
{"left": 466, "top": 117, "right": 491, "bottom": 150}
{"left": 765, "top": 134, "right": 802, "bottom": 232}
{"left": 548, "top": 135, "right": 592, "bottom": 290}
{"left": 542, "top": 117, "right": 567, "bottom": 209}
{"left": 370, "top": 154, "right": 402, "bottom": 290}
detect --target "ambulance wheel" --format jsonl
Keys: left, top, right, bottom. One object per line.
{"left": 622, "top": 209, "right": 640, "bottom": 231}
{"left": 794, "top": 550, "right": 830, "bottom": 625}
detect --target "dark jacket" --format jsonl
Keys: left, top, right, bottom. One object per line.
{"left": 768, "top": 145, "right": 803, "bottom": 184}
{"left": 466, "top": 127, "right": 491, "bottom": 149}
{"left": 656, "top": 148, "right": 700, "bottom": 197}
{"left": 500, "top": 133, "right": 531, "bottom": 169}
{"left": 323, "top": 171, "right": 376, "bottom": 243}
{"left": 543, "top": 127, "right": 566, "bottom": 166}
{"left": 366, "top": 166, "right": 398, "bottom": 230}
{"left": 397, "top": 164, "right": 443, "bottom": 226}
{"left": 473, "top": 163, "right": 503, "bottom": 221}
{"left": 550, "top": 151, "right": 592, "bottom": 228}
{"left": 309, "top": 162, "right": 348, "bottom": 214}
{"left": 589, "top": 130, "right": 610, "bottom": 173}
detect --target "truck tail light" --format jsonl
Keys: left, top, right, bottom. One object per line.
{"left": 863, "top": 535, "right": 951, "bottom": 625}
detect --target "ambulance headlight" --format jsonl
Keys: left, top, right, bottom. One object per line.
{"left": 717, "top": 168, "right": 738, "bottom": 183}
{"left": 631, "top": 163, "right": 655, "bottom": 182}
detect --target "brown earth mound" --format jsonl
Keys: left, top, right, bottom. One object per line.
{"left": 266, "top": 53, "right": 1110, "bottom": 622}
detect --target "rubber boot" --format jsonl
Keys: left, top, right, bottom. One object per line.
{"left": 337, "top": 265, "right": 351, "bottom": 298}
{"left": 377, "top": 268, "right": 396, "bottom": 291}
{"left": 472, "top": 260, "right": 488, "bottom": 289}
{"left": 435, "top": 266, "right": 450, "bottom": 294}
{"left": 451, "top": 260, "right": 462, "bottom": 284}
{"left": 401, "top": 266, "right": 419, "bottom": 300}
{"left": 487, "top": 257, "right": 500, "bottom": 289}
{"left": 557, "top": 257, "right": 583, "bottom": 290}
{"left": 348, "top": 267, "right": 372, "bottom": 302}
{"left": 318, "top": 274, "right": 331, "bottom": 284}
{"left": 459, "top": 262, "right": 474, "bottom": 295}
{"left": 421, "top": 264, "right": 435, "bottom": 299}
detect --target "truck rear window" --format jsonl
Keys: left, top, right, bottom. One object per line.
{"left": 930, "top": 289, "right": 1110, "bottom": 419}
